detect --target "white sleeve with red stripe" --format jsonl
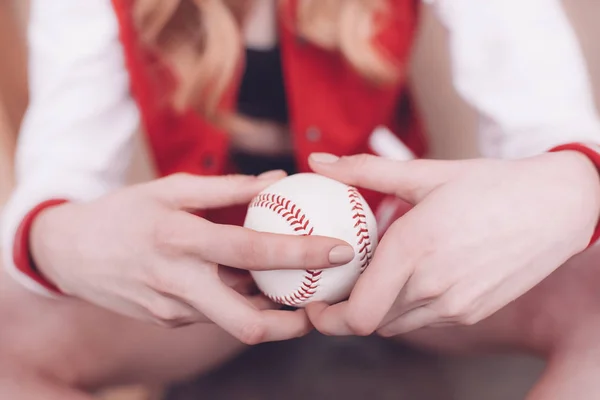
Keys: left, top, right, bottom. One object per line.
{"left": 426, "top": 0, "right": 600, "bottom": 158}
{"left": 423, "top": 0, "right": 600, "bottom": 244}
{"left": 0, "top": 0, "right": 140, "bottom": 297}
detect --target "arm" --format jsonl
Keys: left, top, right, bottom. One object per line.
{"left": 303, "top": 0, "right": 600, "bottom": 338}
{"left": 0, "top": 0, "right": 358, "bottom": 344}
{"left": 0, "top": 0, "right": 140, "bottom": 296}
{"left": 0, "top": 105, "right": 16, "bottom": 207}
{"left": 0, "top": 0, "right": 28, "bottom": 133}
{"left": 375, "top": 0, "right": 600, "bottom": 237}
{"left": 0, "top": 0, "right": 27, "bottom": 206}
{"left": 426, "top": 0, "right": 600, "bottom": 158}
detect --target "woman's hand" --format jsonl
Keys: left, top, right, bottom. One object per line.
{"left": 29, "top": 171, "right": 355, "bottom": 344}
{"left": 305, "top": 151, "right": 600, "bottom": 337}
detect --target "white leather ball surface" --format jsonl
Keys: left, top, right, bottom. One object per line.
{"left": 243, "top": 173, "right": 378, "bottom": 307}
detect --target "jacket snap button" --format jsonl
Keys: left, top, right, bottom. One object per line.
{"left": 306, "top": 126, "right": 321, "bottom": 142}
{"left": 202, "top": 154, "right": 215, "bottom": 169}
{"left": 296, "top": 35, "right": 307, "bottom": 46}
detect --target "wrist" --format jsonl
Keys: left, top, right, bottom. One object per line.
{"left": 16, "top": 200, "right": 70, "bottom": 294}
{"left": 549, "top": 143, "right": 600, "bottom": 245}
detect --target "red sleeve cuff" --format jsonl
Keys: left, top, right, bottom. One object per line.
{"left": 549, "top": 143, "right": 600, "bottom": 247}
{"left": 13, "top": 199, "right": 69, "bottom": 294}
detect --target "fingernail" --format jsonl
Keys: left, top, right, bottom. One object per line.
{"left": 258, "top": 170, "right": 286, "bottom": 180}
{"left": 310, "top": 153, "right": 340, "bottom": 164}
{"left": 328, "top": 245, "right": 355, "bottom": 264}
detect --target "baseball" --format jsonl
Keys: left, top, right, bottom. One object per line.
{"left": 243, "top": 172, "right": 378, "bottom": 307}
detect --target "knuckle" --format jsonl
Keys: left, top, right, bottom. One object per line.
{"left": 237, "top": 320, "right": 267, "bottom": 345}
{"left": 221, "top": 173, "right": 245, "bottom": 185}
{"left": 300, "top": 242, "right": 314, "bottom": 268}
{"left": 142, "top": 267, "right": 191, "bottom": 298}
{"left": 436, "top": 296, "right": 471, "bottom": 320}
{"left": 288, "top": 237, "right": 312, "bottom": 269}
{"left": 165, "top": 172, "right": 193, "bottom": 187}
{"left": 151, "top": 217, "right": 181, "bottom": 255}
{"left": 140, "top": 264, "right": 167, "bottom": 290}
{"left": 407, "top": 276, "right": 447, "bottom": 302}
{"left": 346, "top": 313, "right": 377, "bottom": 337}
{"left": 376, "top": 326, "right": 395, "bottom": 338}
{"left": 153, "top": 318, "right": 190, "bottom": 329}
{"left": 273, "top": 236, "right": 313, "bottom": 269}
{"left": 314, "top": 324, "right": 336, "bottom": 337}
{"left": 458, "top": 312, "right": 480, "bottom": 326}
{"left": 148, "top": 298, "right": 191, "bottom": 323}
{"left": 409, "top": 232, "right": 439, "bottom": 260}
{"left": 237, "top": 236, "right": 268, "bottom": 270}
{"left": 345, "top": 153, "right": 372, "bottom": 173}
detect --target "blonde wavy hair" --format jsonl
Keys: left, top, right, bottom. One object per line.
{"left": 133, "top": 0, "right": 401, "bottom": 121}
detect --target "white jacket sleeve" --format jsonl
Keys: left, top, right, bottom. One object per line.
{"left": 1, "top": 0, "right": 140, "bottom": 296}
{"left": 426, "top": 0, "right": 600, "bottom": 158}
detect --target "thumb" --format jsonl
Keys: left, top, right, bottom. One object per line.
{"left": 149, "top": 170, "right": 287, "bottom": 209}
{"left": 308, "top": 153, "right": 462, "bottom": 203}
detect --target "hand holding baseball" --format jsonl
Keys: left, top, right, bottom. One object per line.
{"left": 306, "top": 151, "right": 600, "bottom": 336}
{"left": 29, "top": 171, "right": 355, "bottom": 344}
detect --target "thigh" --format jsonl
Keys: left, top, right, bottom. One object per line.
{"left": 0, "top": 267, "right": 245, "bottom": 392}
{"left": 83, "top": 314, "right": 246, "bottom": 389}
{"left": 526, "top": 330, "right": 600, "bottom": 400}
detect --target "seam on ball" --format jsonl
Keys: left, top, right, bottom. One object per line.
{"left": 347, "top": 187, "right": 373, "bottom": 273}
{"left": 249, "top": 193, "right": 321, "bottom": 306}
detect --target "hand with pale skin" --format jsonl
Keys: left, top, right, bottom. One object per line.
{"left": 30, "top": 171, "right": 356, "bottom": 345}
{"left": 305, "top": 152, "right": 600, "bottom": 337}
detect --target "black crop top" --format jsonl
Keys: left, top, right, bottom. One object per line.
{"left": 230, "top": 47, "right": 297, "bottom": 176}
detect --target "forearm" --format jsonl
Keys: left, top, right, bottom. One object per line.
{"left": 0, "top": 1, "right": 28, "bottom": 132}
{"left": 0, "top": 0, "right": 23, "bottom": 207}
{"left": 427, "top": 0, "right": 600, "bottom": 247}
{"left": 429, "top": 0, "right": 600, "bottom": 158}
{"left": 0, "top": 105, "right": 15, "bottom": 207}
{"left": 1, "top": 0, "right": 141, "bottom": 295}
{"left": 527, "top": 341, "right": 600, "bottom": 400}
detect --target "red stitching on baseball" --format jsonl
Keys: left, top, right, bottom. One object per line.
{"left": 249, "top": 193, "right": 320, "bottom": 306}
{"left": 348, "top": 187, "right": 373, "bottom": 273}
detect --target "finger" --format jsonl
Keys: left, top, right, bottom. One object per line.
{"left": 144, "top": 291, "right": 206, "bottom": 327}
{"left": 134, "top": 0, "right": 179, "bottom": 42}
{"left": 74, "top": 285, "right": 174, "bottom": 326}
{"left": 308, "top": 153, "right": 464, "bottom": 203}
{"left": 385, "top": 272, "right": 511, "bottom": 334}
{"left": 119, "top": 284, "right": 205, "bottom": 327}
{"left": 377, "top": 305, "right": 441, "bottom": 337}
{"left": 176, "top": 214, "right": 355, "bottom": 270}
{"left": 384, "top": 266, "right": 456, "bottom": 320}
{"left": 375, "top": 196, "right": 414, "bottom": 237}
{"left": 245, "top": 293, "right": 285, "bottom": 310}
{"left": 306, "top": 302, "right": 348, "bottom": 335}
{"left": 182, "top": 272, "right": 312, "bottom": 344}
{"left": 305, "top": 301, "right": 357, "bottom": 336}
{"left": 340, "top": 224, "right": 415, "bottom": 335}
{"left": 379, "top": 298, "right": 432, "bottom": 327}
{"left": 149, "top": 170, "right": 287, "bottom": 209}
{"left": 218, "top": 266, "right": 258, "bottom": 295}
